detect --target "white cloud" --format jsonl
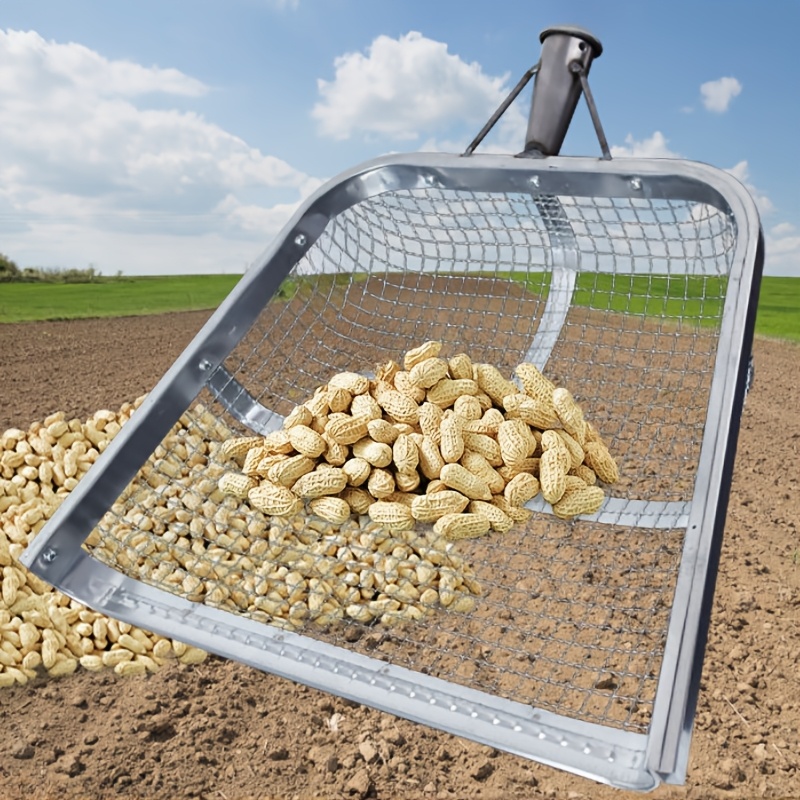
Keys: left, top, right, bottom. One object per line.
{"left": 0, "top": 28, "right": 318, "bottom": 274}
{"left": 700, "top": 77, "right": 742, "bottom": 113}
{"left": 610, "top": 131, "right": 681, "bottom": 159}
{"left": 725, "top": 161, "right": 774, "bottom": 215}
{"left": 771, "top": 222, "right": 796, "bottom": 237}
{"left": 313, "top": 31, "right": 511, "bottom": 142}
{"left": 764, "top": 222, "right": 800, "bottom": 276}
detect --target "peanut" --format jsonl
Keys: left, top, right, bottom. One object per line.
{"left": 291, "top": 468, "right": 347, "bottom": 499}
{"left": 410, "top": 490, "right": 470, "bottom": 522}
{"left": 552, "top": 387, "right": 587, "bottom": 445}
{"left": 439, "top": 463, "right": 492, "bottom": 502}
{"left": 328, "top": 371, "right": 369, "bottom": 395}
{"left": 583, "top": 441, "right": 620, "bottom": 484}
{"left": 403, "top": 340, "right": 442, "bottom": 370}
{"left": 409, "top": 357, "right": 449, "bottom": 389}
{"left": 368, "top": 501, "right": 415, "bottom": 532}
{"left": 439, "top": 415, "right": 464, "bottom": 463}
{"left": 552, "top": 484, "right": 606, "bottom": 519}
{"left": 433, "top": 513, "right": 491, "bottom": 541}
{"left": 325, "top": 414, "right": 371, "bottom": 446}
{"left": 248, "top": 482, "right": 303, "bottom": 516}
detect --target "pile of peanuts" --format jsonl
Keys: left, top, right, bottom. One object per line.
{"left": 0, "top": 341, "right": 619, "bottom": 688}
{"left": 0, "top": 400, "right": 208, "bottom": 689}
{"left": 220, "top": 341, "right": 619, "bottom": 541}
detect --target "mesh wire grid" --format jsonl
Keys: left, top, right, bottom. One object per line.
{"left": 83, "top": 186, "right": 733, "bottom": 737}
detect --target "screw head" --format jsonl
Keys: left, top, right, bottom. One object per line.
{"left": 42, "top": 548, "right": 57, "bottom": 563}
{"left": 198, "top": 359, "right": 212, "bottom": 372}
{"left": 630, "top": 177, "right": 642, "bottom": 190}
{"left": 529, "top": 175, "right": 541, "bottom": 188}
{"left": 294, "top": 233, "right": 307, "bottom": 247}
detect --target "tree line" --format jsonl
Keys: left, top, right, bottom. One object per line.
{"left": 0, "top": 253, "right": 115, "bottom": 283}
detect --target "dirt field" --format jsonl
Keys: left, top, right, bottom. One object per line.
{"left": 0, "top": 311, "right": 798, "bottom": 800}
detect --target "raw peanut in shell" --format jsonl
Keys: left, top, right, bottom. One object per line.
{"left": 392, "top": 434, "right": 419, "bottom": 473}
{"left": 434, "top": 513, "right": 491, "bottom": 541}
{"left": 461, "top": 431, "right": 502, "bottom": 466}
{"left": 417, "top": 436, "right": 445, "bottom": 480}
{"left": 440, "top": 463, "right": 492, "bottom": 501}
{"left": 481, "top": 407, "right": 505, "bottom": 430}
{"left": 350, "top": 392, "right": 383, "bottom": 421}
{"left": 325, "top": 414, "right": 371, "bottom": 446}
{"left": 309, "top": 496, "right": 352, "bottom": 524}
{"left": 375, "top": 360, "right": 400, "bottom": 383}
{"left": 287, "top": 425, "right": 327, "bottom": 458}
{"left": 218, "top": 472, "right": 257, "bottom": 498}
{"left": 556, "top": 429, "right": 585, "bottom": 470}
{"left": 502, "top": 393, "right": 560, "bottom": 430}
{"left": 475, "top": 363, "right": 518, "bottom": 405}
{"left": 411, "top": 490, "right": 470, "bottom": 522}
{"left": 460, "top": 450, "right": 506, "bottom": 494}
{"left": 427, "top": 378, "right": 479, "bottom": 408}
{"left": 352, "top": 438, "right": 393, "bottom": 468}
{"left": 403, "top": 340, "right": 442, "bottom": 370}
{"left": 303, "top": 387, "right": 329, "bottom": 418}
{"left": 366, "top": 418, "right": 399, "bottom": 445}
{"left": 340, "top": 487, "right": 373, "bottom": 515}
{"left": 394, "top": 371, "right": 426, "bottom": 403}
{"left": 583, "top": 441, "right": 620, "bottom": 484}
{"left": 473, "top": 392, "right": 494, "bottom": 412}
{"left": 564, "top": 475, "right": 589, "bottom": 492}
{"left": 247, "top": 481, "right": 303, "bottom": 517}
{"left": 419, "top": 403, "right": 444, "bottom": 443}
{"left": 571, "top": 463, "right": 597, "bottom": 485}
{"left": 368, "top": 501, "right": 415, "bottom": 531}
{"left": 262, "top": 429, "right": 294, "bottom": 454}
{"left": 328, "top": 387, "right": 353, "bottom": 414}
{"left": 328, "top": 371, "right": 369, "bottom": 395}
{"left": 541, "top": 429, "right": 571, "bottom": 472}
{"left": 515, "top": 362, "right": 557, "bottom": 404}
{"left": 448, "top": 352, "right": 473, "bottom": 380}
{"left": 468, "top": 500, "right": 514, "bottom": 533}
{"left": 291, "top": 468, "right": 348, "bottom": 499}
{"left": 504, "top": 472, "right": 541, "bottom": 507}
{"left": 267, "top": 454, "right": 316, "bottom": 487}
{"left": 321, "top": 434, "right": 348, "bottom": 466}
{"left": 409, "top": 357, "right": 449, "bottom": 389}
{"left": 395, "top": 470, "right": 421, "bottom": 493}
{"left": 552, "top": 387, "right": 587, "bottom": 445}
{"left": 383, "top": 491, "right": 417, "bottom": 508}
{"left": 497, "top": 419, "right": 536, "bottom": 468}
{"left": 539, "top": 448, "right": 567, "bottom": 504}
{"left": 242, "top": 446, "right": 267, "bottom": 476}
{"left": 439, "top": 415, "right": 464, "bottom": 463}
{"left": 283, "top": 404, "right": 313, "bottom": 429}
{"left": 453, "top": 395, "right": 482, "bottom": 420}
{"left": 374, "top": 387, "right": 420, "bottom": 425}
{"left": 552, "top": 484, "right": 606, "bottom": 519}
{"left": 367, "top": 468, "right": 396, "bottom": 499}
{"left": 220, "top": 436, "right": 263, "bottom": 461}
{"left": 491, "top": 495, "right": 534, "bottom": 523}
{"left": 342, "top": 457, "right": 371, "bottom": 486}
{"left": 497, "top": 459, "right": 540, "bottom": 483}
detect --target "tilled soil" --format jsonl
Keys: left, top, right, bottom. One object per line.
{"left": 0, "top": 311, "right": 799, "bottom": 800}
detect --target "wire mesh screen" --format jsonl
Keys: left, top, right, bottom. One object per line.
{"left": 85, "top": 187, "right": 735, "bottom": 736}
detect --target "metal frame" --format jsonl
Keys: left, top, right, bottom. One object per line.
{"left": 21, "top": 151, "right": 763, "bottom": 790}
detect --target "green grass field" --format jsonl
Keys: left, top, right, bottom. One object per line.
{"left": 1, "top": 273, "right": 797, "bottom": 342}
{"left": 0, "top": 275, "right": 242, "bottom": 323}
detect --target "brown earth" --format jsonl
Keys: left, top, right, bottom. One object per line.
{"left": 0, "top": 311, "right": 799, "bottom": 800}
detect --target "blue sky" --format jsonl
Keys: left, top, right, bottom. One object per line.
{"left": 1, "top": 0, "right": 798, "bottom": 276}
